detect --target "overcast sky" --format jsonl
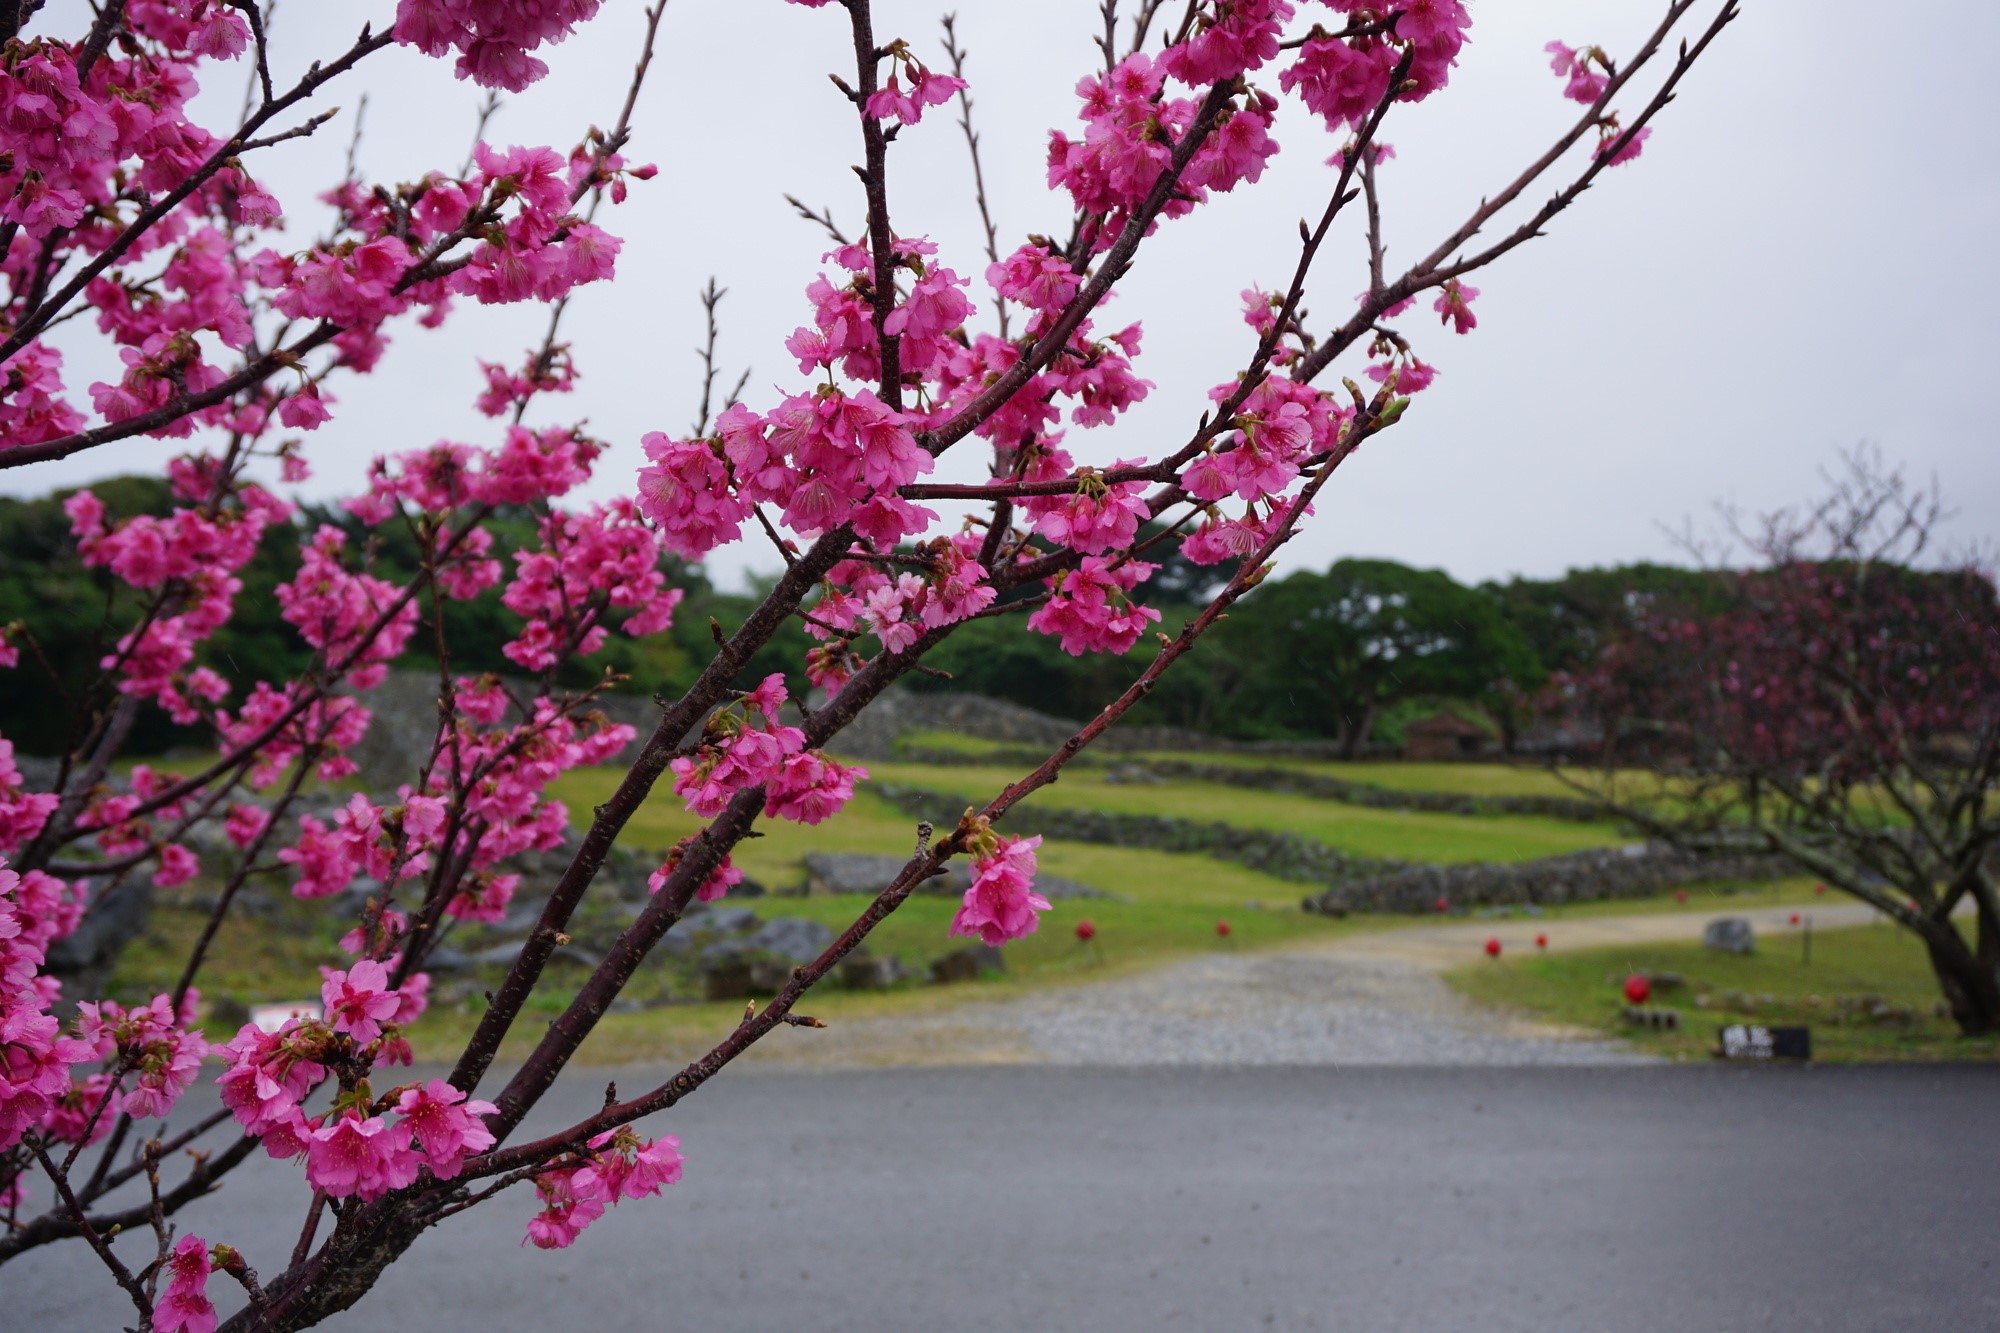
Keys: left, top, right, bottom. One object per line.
{"left": 17, "top": 0, "right": 1999, "bottom": 589}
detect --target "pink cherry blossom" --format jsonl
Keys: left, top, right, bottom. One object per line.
{"left": 524, "top": 1164, "right": 607, "bottom": 1248}
{"left": 307, "top": 1107, "right": 423, "bottom": 1200}
{"left": 321, "top": 959, "right": 402, "bottom": 1045}
{"left": 950, "top": 835, "right": 1052, "bottom": 946}
{"left": 1433, "top": 279, "right": 1479, "bottom": 334}
{"left": 394, "top": 1078, "right": 498, "bottom": 1179}
{"left": 1546, "top": 41, "right": 1609, "bottom": 104}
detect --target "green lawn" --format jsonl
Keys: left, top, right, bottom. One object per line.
{"left": 859, "top": 760, "right": 1624, "bottom": 863}
{"left": 890, "top": 729, "right": 1026, "bottom": 759}
{"left": 1444, "top": 921, "right": 2000, "bottom": 1062}
{"left": 889, "top": 730, "right": 1625, "bottom": 804}
{"left": 1133, "top": 751, "right": 1644, "bottom": 802}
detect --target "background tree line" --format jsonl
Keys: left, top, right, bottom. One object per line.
{"left": 0, "top": 476, "right": 1748, "bottom": 758}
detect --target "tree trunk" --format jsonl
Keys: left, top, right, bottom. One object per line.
{"left": 1913, "top": 915, "right": 2000, "bottom": 1038}
{"left": 1337, "top": 705, "right": 1378, "bottom": 760}
{"left": 220, "top": 1189, "right": 448, "bottom": 1333}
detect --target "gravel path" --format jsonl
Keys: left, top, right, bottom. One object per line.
{"left": 758, "top": 900, "right": 1892, "bottom": 1068}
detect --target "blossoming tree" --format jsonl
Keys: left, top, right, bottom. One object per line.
{"left": 1555, "top": 451, "right": 2000, "bottom": 1035}
{"left": 0, "top": 1, "right": 1738, "bottom": 1327}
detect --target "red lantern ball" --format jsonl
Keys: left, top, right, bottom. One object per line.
{"left": 1534, "top": 933, "right": 1548, "bottom": 950}
{"left": 1435, "top": 896, "right": 1451, "bottom": 914}
{"left": 1484, "top": 937, "right": 1502, "bottom": 958}
{"left": 1788, "top": 913, "right": 1801, "bottom": 926}
{"left": 1075, "top": 919, "right": 1096, "bottom": 943}
{"left": 1623, "top": 974, "right": 1652, "bottom": 1005}
{"left": 1215, "top": 920, "right": 1231, "bottom": 938}
{"left": 1673, "top": 890, "right": 1688, "bottom": 903}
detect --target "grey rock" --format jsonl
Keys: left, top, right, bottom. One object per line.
{"left": 44, "top": 880, "right": 153, "bottom": 1005}
{"left": 840, "top": 954, "right": 906, "bottom": 990}
{"left": 743, "top": 917, "right": 836, "bottom": 964}
{"left": 931, "top": 944, "right": 1005, "bottom": 984}
{"left": 748, "top": 958, "right": 796, "bottom": 993}
{"left": 469, "top": 940, "right": 597, "bottom": 970}
{"left": 1703, "top": 917, "right": 1757, "bottom": 955}
{"left": 471, "top": 941, "right": 529, "bottom": 968}
{"left": 691, "top": 906, "right": 760, "bottom": 936}
{"left": 424, "top": 946, "right": 475, "bottom": 973}
{"left": 702, "top": 959, "right": 752, "bottom": 1000}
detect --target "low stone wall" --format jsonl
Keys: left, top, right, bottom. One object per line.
{"left": 869, "top": 782, "right": 1402, "bottom": 887}
{"left": 1302, "top": 844, "right": 1793, "bottom": 916}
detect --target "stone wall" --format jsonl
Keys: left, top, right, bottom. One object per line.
{"left": 1303, "top": 844, "right": 1794, "bottom": 916}
{"left": 869, "top": 782, "right": 1403, "bottom": 887}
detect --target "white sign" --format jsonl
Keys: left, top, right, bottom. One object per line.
{"left": 249, "top": 1001, "right": 320, "bottom": 1034}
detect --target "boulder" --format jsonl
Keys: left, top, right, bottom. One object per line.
{"left": 743, "top": 917, "right": 836, "bottom": 964}
{"left": 930, "top": 944, "right": 1004, "bottom": 984}
{"left": 44, "top": 881, "right": 154, "bottom": 1008}
{"left": 1702, "top": 917, "right": 1756, "bottom": 955}
{"left": 467, "top": 940, "right": 598, "bottom": 970}
{"left": 690, "top": 905, "right": 760, "bottom": 936}
{"left": 749, "top": 958, "right": 806, "bottom": 993}
{"left": 702, "top": 959, "right": 753, "bottom": 1000}
{"left": 840, "top": 954, "right": 905, "bottom": 990}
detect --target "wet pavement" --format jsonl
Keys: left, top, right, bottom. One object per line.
{"left": 11, "top": 1063, "right": 1997, "bottom": 1332}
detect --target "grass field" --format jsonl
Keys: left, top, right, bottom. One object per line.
{"left": 1444, "top": 920, "right": 2000, "bottom": 1062}
{"left": 890, "top": 730, "right": 1626, "bottom": 802}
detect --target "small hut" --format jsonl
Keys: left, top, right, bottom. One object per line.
{"left": 1402, "top": 711, "right": 1491, "bottom": 761}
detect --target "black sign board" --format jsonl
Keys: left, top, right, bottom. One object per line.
{"left": 1717, "top": 1023, "right": 1812, "bottom": 1061}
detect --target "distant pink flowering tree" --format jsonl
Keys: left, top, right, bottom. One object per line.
{"left": 0, "top": 1, "right": 1737, "bottom": 1327}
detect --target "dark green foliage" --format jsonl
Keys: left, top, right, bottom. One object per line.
{"left": 1212, "top": 560, "right": 1541, "bottom": 754}
{"left": 0, "top": 478, "right": 809, "bottom": 759}
{"left": 0, "top": 476, "right": 1745, "bottom": 761}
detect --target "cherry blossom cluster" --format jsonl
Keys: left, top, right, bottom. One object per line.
{"left": 0, "top": 12, "right": 246, "bottom": 243}
{"left": 156, "top": 1233, "right": 222, "bottom": 1333}
{"left": 499, "top": 500, "right": 683, "bottom": 672}
{"left": 669, "top": 675, "right": 867, "bottom": 841}
{"left": 948, "top": 824, "right": 1051, "bottom": 946}
{"left": 394, "top": 0, "right": 605, "bottom": 92}
{"left": 864, "top": 41, "right": 968, "bottom": 126}
{"left": 219, "top": 1002, "right": 496, "bottom": 1204}
{"left": 0, "top": 859, "right": 89, "bottom": 1152}
{"left": 66, "top": 479, "right": 290, "bottom": 724}
{"left": 525, "top": 1126, "right": 685, "bottom": 1249}
{"left": 1047, "top": 51, "right": 1278, "bottom": 250}
{"left": 1279, "top": 0, "right": 1472, "bottom": 132}
{"left": 2, "top": 0, "right": 645, "bottom": 462}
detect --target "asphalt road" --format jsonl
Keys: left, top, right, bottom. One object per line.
{"left": 10, "top": 1064, "right": 1997, "bottom": 1332}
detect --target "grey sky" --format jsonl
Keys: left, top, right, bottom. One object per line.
{"left": 17, "top": 1, "right": 1998, "bottom": 590}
